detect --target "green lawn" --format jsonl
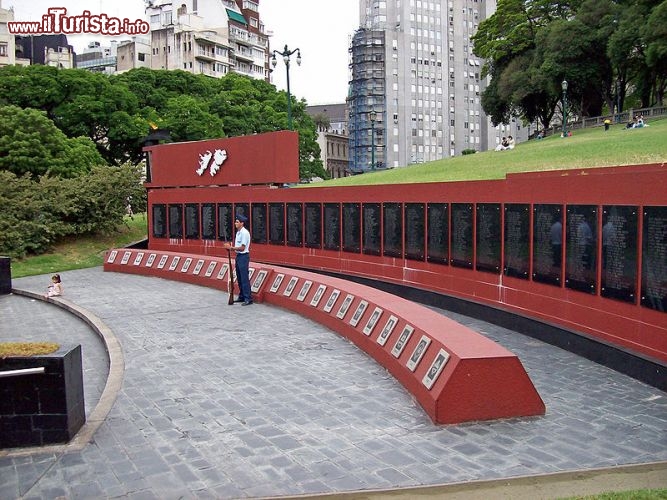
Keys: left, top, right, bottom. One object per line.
{"left": 313, "top": 118, "right": 667, "bottom": 187}
{"left": 10, "top": 215, "right": 148, "bottom": 278}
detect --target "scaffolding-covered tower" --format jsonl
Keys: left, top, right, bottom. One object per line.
{"left": 348, "top": 29, "right": 386, "bottom": 173}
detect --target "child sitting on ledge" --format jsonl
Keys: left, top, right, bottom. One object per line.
{"left": 45, "top": 274, "right": 63, "bottom": 297}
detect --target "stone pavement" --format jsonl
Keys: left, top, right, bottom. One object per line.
{"left": 1, "top": 267, "right": 666, "bottom": 499}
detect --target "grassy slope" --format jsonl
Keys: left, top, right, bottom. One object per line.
{"left": 10, "top": 215, "right": 148, "bottom": 278}
{"left": 313, "top": 118, "right": 667, "bottom": 187}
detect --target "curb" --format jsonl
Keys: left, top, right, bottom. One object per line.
{"left": 0, "top": 289, "right": 124, "bottom": 458}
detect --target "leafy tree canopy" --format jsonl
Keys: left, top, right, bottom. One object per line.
{"left": 473, "top": 0, "right": 666, "bottom": 130}
{"left": 0, "top": 65, "right": 326, "bottom": 180}
{"left": 0, "top": 105, "right": 104, "bottom": 178}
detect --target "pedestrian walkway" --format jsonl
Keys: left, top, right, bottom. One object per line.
{"left": 1, "top": 267, "right": 666, "bottom": 499}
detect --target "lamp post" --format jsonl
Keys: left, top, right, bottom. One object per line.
{"left": 561, "top": 79, "right": 568, "bottom": 138}
{"left": 271, "top": 44, "right": 301, "bottom": 130}
{"left": 369, "top": 110, "right": 377, "bottom": 171}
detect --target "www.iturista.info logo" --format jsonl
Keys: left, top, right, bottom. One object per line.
{"left": 8, "top": 8, "right": 149, "bottom": 36}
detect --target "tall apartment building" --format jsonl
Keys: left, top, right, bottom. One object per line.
{"left": 145, "top": 0, "right": 268, "bottom": 80}
{"left": 0, "top": 2, "right": 28, "bottom": 67}
{"left": 349, "top": 0, "right": 498, "bottom": 172}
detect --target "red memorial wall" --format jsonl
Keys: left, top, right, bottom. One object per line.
{"left": 106, "top": 132, "right": 666, "bottom": 422}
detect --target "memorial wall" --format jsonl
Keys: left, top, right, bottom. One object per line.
{"left": 143, "top": 135, "right": 667, "bottom": 365}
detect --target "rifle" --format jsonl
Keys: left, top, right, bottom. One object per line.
{"left": 227, "top": 248, "right": 235, "bottom": 305}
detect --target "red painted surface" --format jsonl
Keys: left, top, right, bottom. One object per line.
{"left": 145, "top": 163, "right": 667, "bottom": 364}
{"left": 104, "top": 249, "right": 546, "bottom": 424}
{"left": 144, "top": 130, "right": 299, "bottom": 187}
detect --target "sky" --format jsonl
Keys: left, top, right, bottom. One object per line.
{"left": 4, "top": 0, "right": 360, "bottom": 105}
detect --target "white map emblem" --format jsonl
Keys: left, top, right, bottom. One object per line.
{"left": 196, "top": 148, "right": 228, "bottom": 176}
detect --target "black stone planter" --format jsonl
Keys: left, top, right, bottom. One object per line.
{"left": 0, "top": 344, "right": 85, "bottom": 448}
{"left": 0, "top": 256, "right": 10, "bottom": 294}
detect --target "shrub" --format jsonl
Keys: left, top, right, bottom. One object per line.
{"left": 0, "top": 165, "right": 145, "bottom": 258}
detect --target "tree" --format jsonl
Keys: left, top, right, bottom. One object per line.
{"left": 162, "top": 95, "right": 225, "bottom": 142}
{"left": 312, "top": 113, "right": 331, "bottom": 132}
{"left": 0, "top": 65, "right": 325, "bottom": 176}
{"left": 52, "top": 71, "right": 143, "bottom": 165}
{"left": 0, "top": 65, "right": 65, "bottom": 115}
{"left": 472, "top": 0, "right": 666, "bottom": 129}
{"left": 295, "top": 111, "right": 327, "bottom": 181}
{"left": 642, "top": 0, "right": 667, "bottom": 105}
{"left": 0, "top": 164, "right": 145, "bottom": 258}
{"left": 473, "top": 0, "right": 582, "bottom": 129}
{"left": 0, "top": 171, "right": 56, "bottom": 258}
{"left": 0, "top": 105, "right": 105, "bottom": 178}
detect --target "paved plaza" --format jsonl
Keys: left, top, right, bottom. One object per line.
{"left": 1, "top": 267, "right": 666, "bottom": 499}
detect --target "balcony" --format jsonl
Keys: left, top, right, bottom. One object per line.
{"left": 234, "top": 48, "right": 254, "bottom": 63}
{"left": 195, "top": 50, "right": 217, "bottom": 62}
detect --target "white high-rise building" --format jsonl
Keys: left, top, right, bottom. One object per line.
{"left": 145, "top": 0, "right": 269, "bottom": 80}
{"left": 349, "top": 0, "right": 509, "bottom": 172}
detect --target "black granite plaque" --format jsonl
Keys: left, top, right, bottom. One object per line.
{"left": 565, "top": 205, "right": 597, "bottom": 294}
{"left": 185, "top": 203, "right": 200, "bottom": 239}
{"left": 217, "top": 203, "right": 233, "bottom": 242}
{"left": 324, "top": 203, "right": 341, "bottom": 251}
{"left": 451, "top": 203, "right": 473, "bottom": 269}
{"left": 363, "top": 203, "right": 381, "bottom": 255}
{"left": 251, "top": 203, "right": 267, "bottom": 244}
{"left": 168, "top": 204, "right": 183, "bottom": 239}
{"left": 343, "top": 203, "right": 361, "bottom": 253}
{"left": 305, "top": 203, "right": 322, "bottom": 249}
{"left": 476, "top": 203, "right": 501, "bottom": 273}
{"left": 601, "top": 206, "right": 638, "bottom": 303}
{"left": 532, "top": 204, "right": 563, "bottom": 286}
{"left": 383, "top": 203, "right": 403, "bottom": 258}
{"left": 201, "top": 203, "right": 215, "bottom": 240}
{"left": 504, "top": 204, "right": 529, "bottom": 279}
{"left": 404, "top": 203, "right": 425, "bottom": 261}
{"left": 152, "top": 204, "right": 167, "bottom": 238}
{"left": 287, "top": 203, "right": 303, "bottom": 247}
{"left": 641, "top": 206, "right": 667, "bottom": 312}
{"left": 235, "top": 203, "right": 250, "bottom": 231}
{"left": 269, "top": 203, "right": 285, "bottom": 245}
{"left": 427, "top": 203, "right": 448, "bottom": 264}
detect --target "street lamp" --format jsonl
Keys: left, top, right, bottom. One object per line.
{"left": 561, "top": 79, "right": 568, "bottom": 138}
{"left": 271, "top": 44, "right": 301, "bottom": 130}
{"left": 369, "top": 110, "right": 377, "bottom": 171}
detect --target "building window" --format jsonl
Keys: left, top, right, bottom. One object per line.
{"left": 0, "top": 43, "right": 7, "bottom": 57}
{"left": 243, "top": 0, "right": 259, "bottom": 12}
